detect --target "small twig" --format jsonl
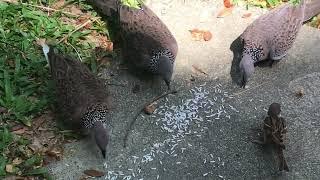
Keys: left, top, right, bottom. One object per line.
{"left": 57, "top": 17, "right": 100, "bottom": 44}
{"left": 123, "top": 89, "right": 178, "bottom": 147}
{"left": 192, "top": 64, "right": 208, "bottom": 76}
{"left": 4, "top": 0, "right": 78, "bottom": 16}
{"left": 107, "top": 83, "right": 126, "bottom": 87}
{"left": 232, "top": 81, "right": 270, "bottom": 96}
{"left": 66, "top": 42, "right": 82, "bottom": 61}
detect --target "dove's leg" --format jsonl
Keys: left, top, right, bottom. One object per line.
{"left": 268, "top": 48, "right": 288, "bottom": 67}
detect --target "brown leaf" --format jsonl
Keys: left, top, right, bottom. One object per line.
{"left": 5, "top": 164, "right": 14, "bottom": 173}
{"left": 51, "top": 0, "right": 65, "bottom": 9}
{"left": 12, "top": 158, "right": 23, "bottom": 165}
{"left": 203, "top": 31, "right": 212, "bottom": 41}
{"left": 28, "top": 137, "right": 42, "bottom": 153}
{"left": 76, "top": 16, "right": 92, "bottom": 29}
{"left": 4, "top": 176, "right": 25, "bottom": 180}
{"left": 189, "top": 29, "right": 204, "bottom": 41}
{"left": 11, "top": 125, "right": 24, "bottom": 132}
{"left": 295, "top": 89, "right": 304, "bottom": 98}
{"left": 11, "top": 126, "right": 27, "bottom": 135}
{"left": 224, "top": 0, "right": 233, "bottom": 8}
{"left": 84, "top": 169, "right": 105, "bottom": 177}
{"left": 68, "top": 6, "right": 83, "bottom": 15}
{"left": 35, "top": 38, "right": 46, "bottom": 47}
{"left": 217, "top": 7, "right": 233, "bottom": 18}
{"left": 144, "top": 104, "right": 156, "bottom": 115}
{"left": 46, "top": 148, "right": 62, "bottom": 160}
{"left": 192, "top": 65, "right": 208, "bottom": 75}
{"left": 242, "top": 12, "right": 252, "bottom": 18}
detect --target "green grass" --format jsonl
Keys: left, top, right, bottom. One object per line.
{"left": 232, "top": 0, "right": 319, "bottom": 28}
{"left": 0, "top": 0, "right": 145, "bottom": 178}
{"left": 0, "top": 0, "right": 110, "bottom": 178}
{"left": 232, "top": 0, "right": 302, "bottom": 8}
{"left": 121, "top": 0, "right": 144, "bottom": 9}
{"left": 0, "top": 0, "right": 318, "bottom": 178}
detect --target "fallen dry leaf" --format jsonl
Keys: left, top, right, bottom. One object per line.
{"left": 217, "top": 7, "right": 233, "bottom": 18}
{"left": 12, "top": 158, "right": 23, "bottom": 165}
{"left": 84, "top": 169, "right": 105, "bottom": 177}
{"left": 76, "top": 15, "right": 92, "bottom": 29}
{"left": 11, "top": 126, "right": 27, "bottom": 135}
{"left": 242, "top": 12, "right": 252, "bottom": 18}
{"left": 46, "top": 148, "right": 62, "bottom": 160}
{"left": 68, "top": 6, "right": 83, "bottom": 15}
{"left": 203, "top": 31, "right": 212, "bottom": 41}
{"left": 192, "top": 65, "right": 208, "bottom": 75}
{"left": 28, "top": 137, "right": 42, "bottom": 153}
{"left": 144, "top": 104, "right": 156, "bottom": 115}
{"left": 189, "top": 29, "right": 203, "bottom": 41}
{"left": 295, "top": 89, "right": 304, "bottom": 98}
{"left": 4, "top": 176, "right": 25, "bottom": 180}
{"left": 35, "top": 38, "right": 46, "bottom": 47}
{"left": 11, "top": 125, "right": 24, "bottom": 132}
{"left": 224, "top": 0, "right": 233, "bottom": 8}
{"left": 189, "top": 29, "right": 212, "bottom": 42}
{"left": 51, "top": 0, "right": 65, "bottom": 9}
{"left": 5, "top": 164, "right": 14, "bottom": 173}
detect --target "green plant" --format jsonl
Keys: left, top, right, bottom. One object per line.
{"left": 0, "top": 0, "right": 110, "bottom": 177}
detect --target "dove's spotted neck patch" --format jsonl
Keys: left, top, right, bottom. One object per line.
{"left": 82, "top": 106, "right": 108, "bottom": 129}
{"left": 149, "top": 49, "right": 175, "bottom": 73}
{"left": 243, "top": 43, "right": 265, "bottom": 63}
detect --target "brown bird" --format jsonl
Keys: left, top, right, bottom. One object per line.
{"left": 43, "top": 45, "right": 111, "bottom": 158}
{"left": 253, "top": 103, "right": 289, "bottom": 171}
{"left": 239, "top": 0, "right": 320, "bottom": 88}
{"left": 87, "top": 0, "right": 178, "bottom": 89}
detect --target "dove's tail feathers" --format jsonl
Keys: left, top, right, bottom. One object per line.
{"left": 304, "top": 0, "right": 320, "bottom": 21}
{"left": 87, "top": 0, "right": 119, "bottom": 17}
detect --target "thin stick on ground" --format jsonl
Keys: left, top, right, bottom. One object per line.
{"left": 57, "top": 17, "right": 100, "bottom": 44}
{"left": 123, "top": 90, "right": 178, "bottom": 147}
{"left": 3, "top": 0, "right": 78, "bottom": 16}
{"left": 232, "top": 81, "right": 270, "bottom": 96}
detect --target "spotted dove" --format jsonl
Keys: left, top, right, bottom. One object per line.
{"left": 239, "top": 0, "right": 320, "bottom": 88}
{"left": 87, "top": 0, "right": 178, "bottom": 89}
{"left": 44, "top": 45, "right": 111, "bottom": 158}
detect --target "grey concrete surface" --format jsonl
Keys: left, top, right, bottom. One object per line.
{"left": 47, "top": 0, "right": 320, "bottom": 179}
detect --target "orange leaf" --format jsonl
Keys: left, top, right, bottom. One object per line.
{"left": 189, "top": 29, "right": 204, "bottom": 41}
{"left": 217, "top": 7, "right": 233, "bottom": 18}
{"left": 144, "top": 104, "right": 156, "bottom": 115}
{"left": 224, "top": 0, "right": 233, "bottom": 8}
{"left": 242, "top": 12, "right": 252, "bottom": 18}
{"left": 203, "top": 31, "right": 212, "bottom": 41}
